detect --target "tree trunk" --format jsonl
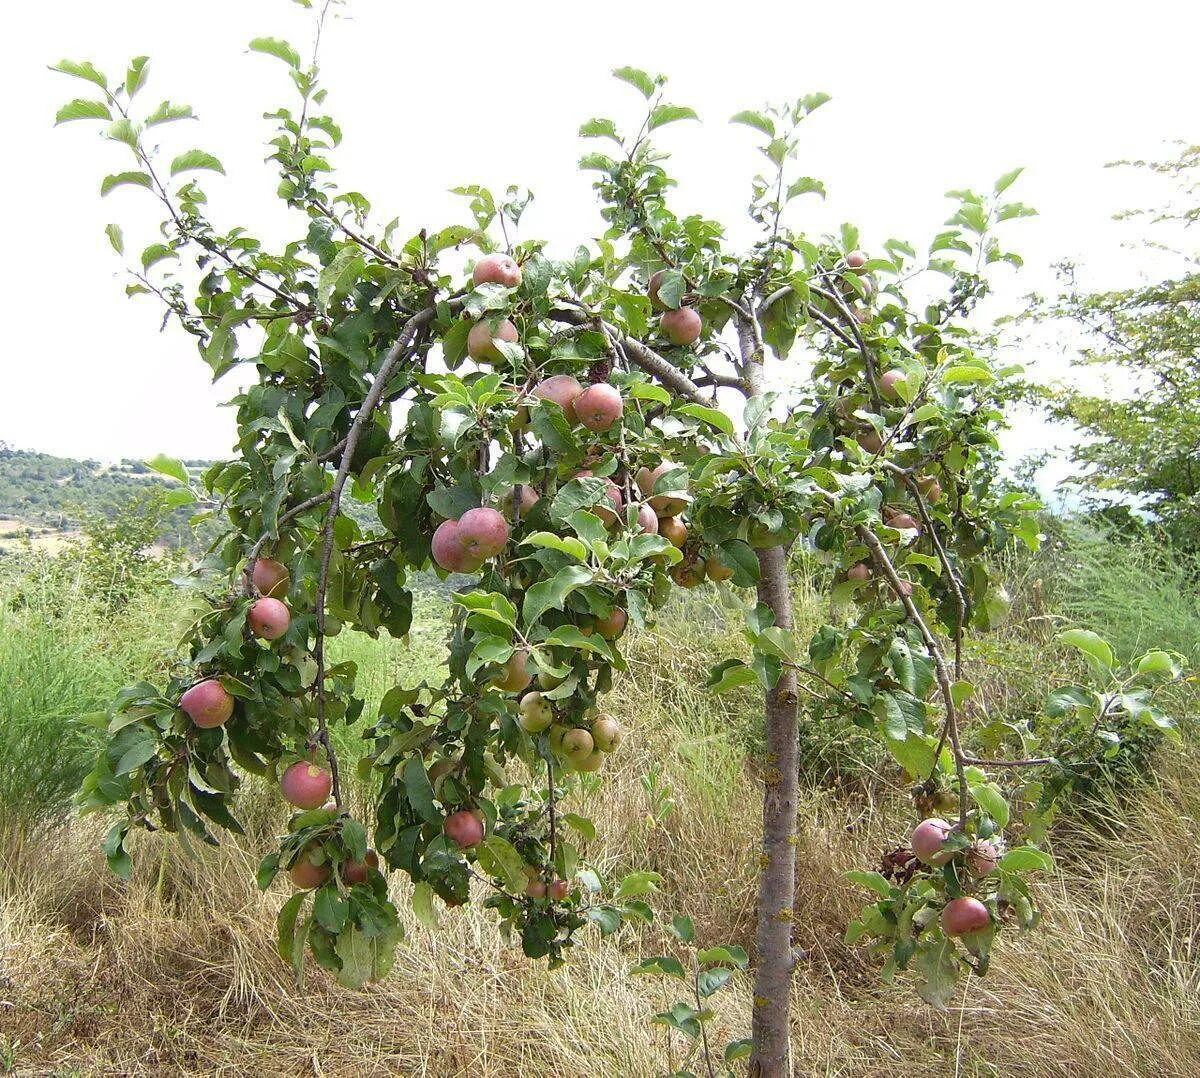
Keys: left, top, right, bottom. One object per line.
{"left": 748, "top": 542, "right": 800, "bottom": 1077}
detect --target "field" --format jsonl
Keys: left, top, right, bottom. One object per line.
{"left": 1, "top": 527, "right": 1197, "bottom": 1077}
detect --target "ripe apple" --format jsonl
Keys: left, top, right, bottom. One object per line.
{"left": 444, "top": 809, "right": 485, "bottom": 848}
{"left": 916, "top": 475, "right": 943, "bottom": 503}
{"left": 431, "top": 519, "right": 483, "bottom": 573}
{"left": 636, "top": 503, "right": 659, "bottom": 534}
{"left": 574, "top": 383, "right": 623, "bottom": 432}
{"left": 879, "top": 369, "right": 905, "bottom": 399}
{"left": 594, "top": 608, "right": 627, "bottom": 640}
{"left": 662, "top": 306, "right": 702, "bottom": 346}
{"left": 281, "top": 761, "right": 333, "bottom": 810}
{"left": 659, "top": 516, "right": 688, "bottom": 548}
{"left": 895, "top": 579, "right": 913, "bottom": 598}
{"left": 941, "top": 896, "right": 990, "bottom": 937}
{"left": 457, "top": 507, "right": 509, "bottom": 559}
{"left": 705, "top": 554, "right": 734, "bottom": 582}
{"left": 856, "top": 429, "right": 884, "bottom": 454}
{"left": 592, "top": 716, "right": 622, "bottom": 752}
{"left": 560, "top": 727, "right": 595, "bottom": 763}
{"left": 251, "top": 557, "right": 289, "bottom": 598}
{"left": 501, "top": 484, "right": 540, "bottom": 520}
{"left": 846, "top": 250, "right": 868, "bottom": 271}
{"left": 846, "top": 562, "right": 872, "bottom": 582}
{"left": 548, "top": 878, "right": 570, "bottom": 901}
{"left": 518, "top": 690, "right": 554, "bottom": 733}
{"left": 180, "top": 678, "right": 234, "bottom": 729}
{"left": 575, "top": 470, "right": 622, "bottom": 526}
{"left": 249, "top": 597, "right": 290, "bottom": 641}
{"left": 525, "top": 875, "right": 548, "bottom": 899}
{"left": 342, "top": 849, "right": 379, "bottom": 885}
{"left": 635, "top": 462, "right": 688, "bottom": 517}
{"left": 884, "top": 508, "right": 921, "bottom": 533}
{"left": 492, "top": 649, "right": 533, "bottom": 693}
{"left": 910, "top": 817, "right": 954, "bottom": 866}
{"left": 472, "top": 253, "right": 522, "bottom": 289}
{"left": 467, "top": 318, "right": 519, "bottom": 364}
{"left": 288, "top": 844, "right": 330, "bottom": 889}
{"left": 532, "top": 374, "right": 584, "bottom": 420}
{"left": 965, "top": 840, "right": 1000, "bottom": 877}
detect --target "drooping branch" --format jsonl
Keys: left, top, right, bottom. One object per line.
{"left": 311, "top": 303, "right": 441, "bottom": 804}
{"left": 857, "top": 526, "right": 968, "bottom": 823}
{"left": 549, "top": 306, "right": 713, "bottom": 405}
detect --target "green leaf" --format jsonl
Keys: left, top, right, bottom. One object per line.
{"left": 1136, "top": 650, "right": 1180, "bottom": 677}
{"left": 402, "top": 758, "right": 440, "bottom": 825}
{"left": 1058, "top": 628, "right": 1114, "bottom": 675}
{"left": 125, "top": 56, "right": 150, "bottom": 98}
{"left": 669, "top": 914, "right": 695, "bottom": 942}
{"left": 49, "top": 59, "right": 108, "bottom": 88}
{"left": 729, "top": 110, "right": 775, "bottom": 137}
{"left": 971, "top": 781, "right": 1010, "bottom": 828}
{"left": 411, "top": 881, "right": 439, "bottom": 928}
{"left": 941, "top": 365, "right": 993, "bottom": 385}
{"left": 144, "top": 100, "right": 195, "bottom": 128}
{"left": 994, "top": 166, "right": 1024, "bottom": 195}
{"left": 630, "top": 955, "right": 687, "bottom": 978}
{"left": 141, "top": 243, "right": 176, "bottom": 271}
{"left": 313, "top": 886, "right": 349, "bottom": 933}
{"left": 648, "top": 104, "right": 699, "bottom": 131}
{"left": 579, "top": 117, "right": 621, "bottom": 142}
{"left": 145, "top": 454, "right": 188, "bottom": 484}
{"left": 725, "top": 1039, "right": 753, "bottom": 1064}
{"left": 697, "top": 967, "right": 733, "bottom": 997}
{"left": 562, "top": 813, "right": 596, "bottom": 841}
{"left": 101, "top": 171, "right": 152, "bottom": 197}
{"left": 104, "top": 224, "right": 123, "bottom": 255}
{"left": 105, "top": 118, "right": 139, "bottom": 148}
{"left": 845, "top": 870, "right": 894, "bottom": 898}
{"left": 55, "top": 98, "right": 111, "bottom": 124}
{"left": 477, "top": 836, "right": 528, "bottom": 893}
{"left": 999, "top": 846, "right": 1054, "bottom": 873}
{"left": 786, "top": 177, "right": 826, "bottom": 201}
{"left": 696, "top": 944, "right": 749, "bottom": 968}
{"left": 705, "top": 659, "right": 758, "bottom": 694}
{"left": 523, "top": 531, "right": 588, "bottom": 561}
{"left": 170, "top": 150, "right": 225, "bottom": 177}
{"left": 522, "top": 564, "right": 593, "bottom": 627}
{"left": 612, "top": 65, "right": 656, "bottom": 99}
{"left": 334, "top": 923, "right": 403, "bottom": 988}
{"left": 677, "top": 404, "right": 735, "bottom": 437}
{"left": 275, "top": 891, "right": 307, "bottom": 963}
{"left": 614, "top": 869, "right": 662, "bottom": 900}
{"left": 249, "top": 36, "right": 302, "bottom": 69}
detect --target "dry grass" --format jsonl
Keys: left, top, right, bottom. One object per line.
{"left": 2, "top": 607, "right": 1198, "bottom": 1077}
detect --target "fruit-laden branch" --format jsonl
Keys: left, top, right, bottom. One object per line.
{"left": 243, "top": 491, "right": 335, "bottom": 595}
{"left": 857, "top": 526, "right": 969, "bottom": 823}
{"left": 549, "top": 306, "right": 713, "bottom": 405}
{"left": 312, "top": 302, "right": 443, "bottom": 805}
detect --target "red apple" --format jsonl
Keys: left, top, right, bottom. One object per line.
{"left": 457, "top": 507, "right": 509, "bottom": 559}
{"left": 281, "top": 761, "right": 333, "bottom": 810}
{"left": 431, "top": 519, "right": 483, "bottom": 573}
{"left": 846, "top": 250, "right": 868, "bottom": 272}
{"left": 472, "top": 253, "right": 522, "bottom": 289}
{"left": 467, "top": 318, "right": 519, "bottom": 364}
{"left": 635, "top": 462, "right": 688, "bottom": 517}
{"left": 911, "top": 817, "right": 954, "bottom": 866}
{"left": 965, "top": 840, "right": 1000, "bottom": 877}
{"left": 492, "top": 649, "right": 533, "bottom": 693}
{"left": 916, "top": 475, "right": 943, "bottom": 503}
{"left": 594, "top": 608, "right": 627, "bottom": 640}
{"left": 532, "top": 374, "right": 584, "bottom": 420}
{"left": 671, "top": 558, "right": 706, "bottom": 588}
{"left": 941, "top": 896, "right": 990, "bottom": 937}
{"left": 662, "top": 306, "right": 702, "bottom": 346}
{"left": 856, "top": 430, "right": 884, "bottom": 455}
{"left": 636, "top": 503, "right": 659, "bottom": 534}
{"left": 879, "top": 369, "right": 904, "bottom": 399}
{"left": 444, "top": 809, "right": 485, "bottom": 848}
{"left": 648, "top": 268, "right": 670, "bottom": 310}
{"left": 884, "top": 508, "right": 921, "bottom": 533}
{"left": 846, "top": 562, "right": 872, "bottom": 582}
{"left": 574, "top": 383, "right": 623, "bottom": 432}
{"left": 251, "top": 557, "right": 289, "bottom": 598}
{"left": 288, "top": 844, "right": 330, "bottom": 889}
{"left": 501, "top": 484, "right": 540, "bottom": 520}
{"left": 525, "top": 876, "right": 548, "bottom": 899}
{"left": 548, "top": 878, "right": 570, "bottom": 901}
{"left": 180, "top": 678, "right": 234, "bottom": 729}
{"left": 342, "top": 849, "right": 379, "bottom": 885}
{"left": 249, "top": 597, "right": 290, "bottom": 640}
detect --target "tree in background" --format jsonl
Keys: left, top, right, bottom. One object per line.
{"left": 1033, "top": 144, "right": 1200, "bottom": 549}
{"left": 51, "top": 5, "right": 1183, "bottom": 1074}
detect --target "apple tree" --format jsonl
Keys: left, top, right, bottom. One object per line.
{"left": 54, "top": 10, "right": 1183, "bottom": 1075}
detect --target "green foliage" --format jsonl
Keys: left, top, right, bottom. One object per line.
{"left": 1031, "top": 144, "right": 1200, "bottom": 550}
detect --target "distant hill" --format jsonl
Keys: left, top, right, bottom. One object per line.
{"left": 0, "top": 444, "right": 213, "bottom": 550}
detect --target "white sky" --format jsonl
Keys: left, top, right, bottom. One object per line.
{"left": 2, "top": 0, "right": 1197, "bottom": 486}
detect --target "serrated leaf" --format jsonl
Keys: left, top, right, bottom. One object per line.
{"left": 999, "top": 846, "right": 1054, "bottom": 873}
{"left": 696, "top": 944, "right": 749, "bottom": 968}
{"left": 1058, "top": 629, "right": 1114, "bottom": 674}
{"left": 55, "top": 98, "right": 111, "bottom": 125}
{"left": 104, "top": 223, "right": 123, "bottom": 254}
{"left": 612, "top": 65, "right": 656, "bottom": 99}
{"left": 125, "top": 56, "right": 150, "bottom": 97}
{"left": 994, "top": 166, "right": 1024, "bottom": 195}
{"left": 630, "top": 955, "right": 687, "bottom": 978}
{"left": 578, "top": 117, "right": 621, "bottom": 143}
{"left": 249, "top": 36, "right": 302, "bottom": 69}
{"left": 648, "top": 104, "right": 698, "bottom": 131}
{"left": 477, "top": 836, "right": 528, "bottom": 893}
{"left": 141, "top": 243, "right": 176, "bottom": 271}
{"left": 845, "top": 870, "right": 894, "bottom": 898}
{"left": 786, "top": 176, "right": 826, "bottom": 201}
{"left": 730, "top": 110, "right": 775, "bottom": 137}
{"left": 677, "top": 403, "right": 735, "bottom": 437}
{"left": 145, "top": 453, "right": 188, "bottom": 483}
{"left": 145, "top": 100, "right": 195, "bottom": 127}
{"left": 101, "top": 171, "right": 152, "bottom": 197}
{"left": 49, "top": 59, "right": 107, "bottom": 88}
{"left": 170, "top": 150, "right": 225, "bottom": 177}
{"left": 411, "top": 881, "right": 439, "bottom": 928}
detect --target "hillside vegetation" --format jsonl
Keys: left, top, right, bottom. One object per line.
{"left": 0, "top": 523, "right": 1196, "bottom": 1076}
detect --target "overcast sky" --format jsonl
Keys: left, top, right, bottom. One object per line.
{"left": 2, "top": 0, "right": 1196, "bottom": 481}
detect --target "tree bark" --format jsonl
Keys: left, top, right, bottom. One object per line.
{"left": 736, "top": 313, "right": 801, "bottom": 1077}
{"left": 748, "top": 542, "right": 800, "bottom": 1078}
